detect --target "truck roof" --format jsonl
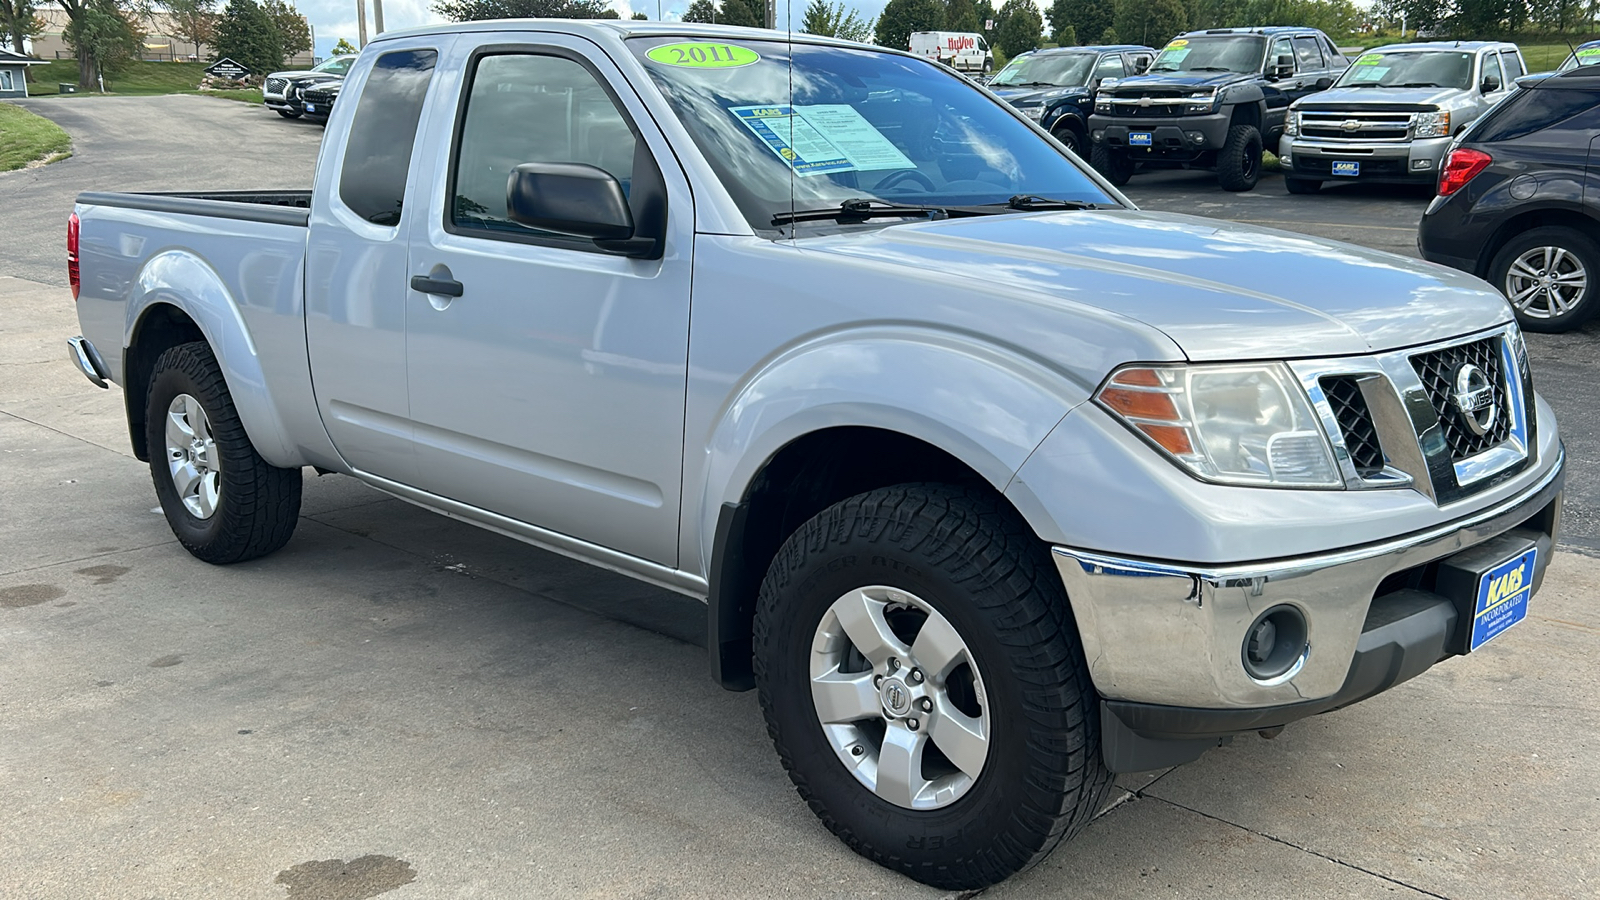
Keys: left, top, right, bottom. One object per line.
{"left": 367, "top": 19, "right": 864, "bottom": 50}
{"left": 1182, "top": 26, "right": 1322, "bottom": 37}
{"left": 1029, "top": 44, "right": 1151, "bottom": 54}
{"left": 1355, "top": 40, "right": 1521, "bottom": 53}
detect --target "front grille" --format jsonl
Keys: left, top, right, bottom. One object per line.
{"left": 264, "top": 77, "right": 288, "bottom": 94}
{"left": 1410, "top": 337, "right": 1512, "bottom": 461}
{"left": 1321, "top": 376, "right": 1385, "bottom": 477}
{"left": 301, "top": 87, "right": 338, "bottom": 106}
{"left": 1299, "top": 111, "right": 1412, "bottom": 142}
{"left": 1106, "top": 91, "right": 1187, "bottom": 117}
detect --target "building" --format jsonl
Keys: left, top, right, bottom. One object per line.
{"left": 0, "top": 47, "right": 49, "bottom": 98}
{"left": 29, "top": 9, "right": 314, "bottom": 67}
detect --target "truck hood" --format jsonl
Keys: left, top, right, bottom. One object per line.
{"left": 1106, "top": 71, "right": 1257, "bottom": 91}
{"left": 799, "top": 210, "right": 1511, "bottom": 361}
{"left": 993, "top": 85, "right": 1091, "bottom": 106}
{"left": 1297, "top": 85, "right": 1463, "bottom": 109}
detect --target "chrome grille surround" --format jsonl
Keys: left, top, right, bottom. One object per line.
{"left": 1298, "top": 110, "right": 1413, "bottom": 142}
{"left": 1289, "top": 325, "right": 1533, "bottom": 504}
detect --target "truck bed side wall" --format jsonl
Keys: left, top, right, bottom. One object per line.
{"left": 74, "top": 203, "right": 342, "bottom": 471}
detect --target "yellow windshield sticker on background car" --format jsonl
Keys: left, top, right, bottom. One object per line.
{"left": 1166, "top": 39, "right": 1188, "bottom": 48}
{"left": 1355, "top": 54, "right": 1385, "bottom": 65}
{"left": 646, "top": 42, "right": 761, "bottom": 68}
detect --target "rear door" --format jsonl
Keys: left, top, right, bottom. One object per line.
{"left": 305, "top": 36, "right": 452, "bottom": 482}
{"left": 400, "top": 32, "right": 694, "bottom": 566}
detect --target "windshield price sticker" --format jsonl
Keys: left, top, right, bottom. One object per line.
{"left": 731, "top": 104, "right": 915, "bottom": 177}
{"left": 1156, "top": 47, "right": 1191, "bottom": 64}
{"left": 1354, "top": 54, "right": 1385, "bottom": 65}
{"left": 1579, "top": 46, "right": 1600, "bottom": 59}
{"left": 1350, "top": 65, "right": 1390, "bottom": 82}
{"left": 646, "top": 42, "right": 761, "bottom": 68}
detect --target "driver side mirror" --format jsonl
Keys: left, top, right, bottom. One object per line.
{"left": 506, "top": 162, "right": 656, "bottom": 258}
{"left": 1271, "top": 54, "right": 1295, "bottom": 78}
{"left": 1133, "top": 58, "right": 1150, "bottom": 74}
{"left": 1481, "top": 75, "right": 1502, "bottom": 93}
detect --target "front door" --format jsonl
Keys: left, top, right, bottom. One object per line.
{"left": 402, "top": 35, "right": 693, "bottom": 566}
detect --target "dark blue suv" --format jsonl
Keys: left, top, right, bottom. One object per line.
{"left": 988, "top": 45, "right": 1154, "bottom": 157}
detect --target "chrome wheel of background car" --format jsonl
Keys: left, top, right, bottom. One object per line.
{"left": 1505, "top": 245, "right": 1588, "bottom": 320}
{"left": 810, "top": 585, "right": 989, "bottom": 810}
{"left": 165, "top": 392, "right": 221, "bottom": 519}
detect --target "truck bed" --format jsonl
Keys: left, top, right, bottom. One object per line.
{"left": 75, "top": 190, "right": 312, "bottom": 226}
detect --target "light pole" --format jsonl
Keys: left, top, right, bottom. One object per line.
{"left": 373, "top": 0, "right": 385, "bottom": 35}
{"left": 356, "top": 0, "right": 368, "bottom": 47}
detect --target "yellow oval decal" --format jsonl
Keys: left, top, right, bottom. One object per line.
{"left": 646, "top": 42, "right": 761, "bottom": 68}
{"left": 1167, "top": 39, "right": 1189, "bottom": 48}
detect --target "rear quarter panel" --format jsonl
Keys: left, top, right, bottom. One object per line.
{"left": 74, "top": 204, "right": 340, "bottom": 470}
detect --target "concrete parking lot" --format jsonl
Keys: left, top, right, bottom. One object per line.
{"left": 2, "top": 96, "right": 1597, "bottom": 899}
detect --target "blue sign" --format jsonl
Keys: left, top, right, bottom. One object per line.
{"left": 1331, "top": 160, "right": 1360, "bottom": 177}
{"left": 1129, "top": 132, "right": 1153, "bottom": 146}
{"left": 1470, "top": 548, "right": 1536, "bottom": 651}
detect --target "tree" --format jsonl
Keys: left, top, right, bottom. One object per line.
{"left": 1055, "top": 23, "right": 1074, "bottom": 44}
{"left": 945, "top": 0, "right": 979, "bottom": 31}
{"left": 994, "top": 0, "right": 1041, "bottom": 56}
{"left": 59, "top": 0, "right": 141, "bottom": 88}
{"left": 432, "top": 0, "right": 615, "bottom": 20}
{"left": 682, "top": 0, "right": 715, "bottom": 21}
{"left": 1048, "top": 0, "right": 1111, "bottom": 48}
{"left": 631, "top": 10, "right": 646, "bottom": 17}
{"left": 212, "top": 0, "right": 280, "bottom": 75}
{"left": 1, "top": 0, "right": 47, "bottom": 56}
{"left": 802, "top": 0, "right": 871, "bottom": 40}
{"left": 716, "top": 0, "right": 762, "bottom": 26}
{"left": 1113, "top": 0, "right": 1185, "bottom": 47}
{"left": 162, "top": 0, "right": 217, "bottom": 59}
{"left": 874, "top": 0, "right": 943, "bottom": 50}
{"left": 331, "top": 36, "right": 357, "bottom": 54}
{"left": 262, "top": 0, "right": 307, "bottom": 62}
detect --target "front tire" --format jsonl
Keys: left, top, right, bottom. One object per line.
{"left": 1217, "top": 124, "right": 1263, "bottom": 192}
{"left": 275, "top": 109, "right": 301, "bottom": 119}
{"left": 145, "top": 341, "right": 302, "bottom": 563}
{"left": 1051, "top": 122, "right": 1086, "bottom": 157}
{"left": 1090, "top": 141, "right": 1134, "bottom": 186}
{"left": 1488, "top": 227, "right": 1600, "bottom": 333}
{"left": 754, "top": 484, "right": 1112, "bottom": 890}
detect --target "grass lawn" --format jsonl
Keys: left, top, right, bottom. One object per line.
{"left": 0, "top": 102, "right": 72, "bottom": 171}
{"left": 26, "top": 59, "right": 211, "bottom": 95}
{"left": 1517, "top": 43, "right": 1588, "bottom": 72}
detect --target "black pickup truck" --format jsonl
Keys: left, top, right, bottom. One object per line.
{"left": 1089, "top": 27, "right": 1349, "bottom": 191}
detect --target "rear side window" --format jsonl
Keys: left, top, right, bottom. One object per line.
{"left": 450, "top": 53, "right": 639, "bottom": 241}
{"left": 1469, "top": 85, "right": 1600, "bottom": 143}
{"left": 1094, "top": 54, "right": 1125, "bottom": 80}
{"left": 1500, "top": 52, "right": 1524, "bottom": 79}
{"left": 1293, "top": 36, "right": 1323, "bottom": 69}
{"left": 339, "top": 49, "right": 438, "bottom": 226}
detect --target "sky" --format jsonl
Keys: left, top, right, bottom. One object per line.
{"left": 302, "top": 0, "right": 898, "bottom": 58}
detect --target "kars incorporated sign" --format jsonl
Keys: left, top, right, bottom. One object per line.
{"left": 205, "top": 58, "right": 251, "bottom": 80}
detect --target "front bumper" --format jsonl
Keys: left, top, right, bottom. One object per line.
{"left": 1091, "top": 111, "right": 1232, "bottom": 158}
{"left": 1281, "top": 135, "right": 1451, "bottom": 184}
{"left": 1054, "top": 446, "right": 1564, "bottom": 771}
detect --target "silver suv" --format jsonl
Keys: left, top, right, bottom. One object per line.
{"left": 1279, "top": 41, "right": 1525, "bottom": 193}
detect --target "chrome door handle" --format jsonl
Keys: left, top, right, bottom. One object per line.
{"left": 411, "top": 274, "right": 464, "bottom": 297}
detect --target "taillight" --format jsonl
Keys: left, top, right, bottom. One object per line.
{"left": 1438, "top": 148, "right": 1491, "bottom": 198}
{"left": 67, "top": 212, "right": 80, "bottom": 299}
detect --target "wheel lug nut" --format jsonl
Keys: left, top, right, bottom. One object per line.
{"left": 907, "top": 718, "right": 919, "bottom": 731}
{"left": 850, "top": 745, "right": 864, "bottom": 757}
{"left": 873, "top": 675, "right": 883, "bottom": 688}
{"left": 909, "top": 668, "right": 923, "bottom": 684}
{"left": 887, "top": 657, "right": 899, "bottom": 671}
{"left": 919, "top": 698, "right": 932, "bottom": 712}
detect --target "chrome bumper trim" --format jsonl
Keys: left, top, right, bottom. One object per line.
{"left": 67, "top": 335, "right": 109, "bottom": 389}
{"left": 1052, "top": 445, "right": 1564, "bottom": 709}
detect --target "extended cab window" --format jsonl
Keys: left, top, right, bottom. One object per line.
{"left": 1500, "top": 51, "right": 1524, "bottom": 79}
{"left": 1292, "top": 36, "right": 1323, "bottom": 69}
{"left": 1094, "top": 55, "right": 1125, "bottom": 80}
{"left": 450, "top": 53, "right": 638, "bottom": 240}
{"left": 339, "top": 49, "right": 438, "bottom": 226}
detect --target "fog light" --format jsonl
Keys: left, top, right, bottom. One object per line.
{"left": 1242, "top": 605, "right": 1308, "bottom": 682}
{"left": 1412, "top": 159, "right": 1433, "bottom": 170}
{"left": 1186, "top": 131, "right": 1206, "bottom": 145}
{"left": 1092, "top": 129, "right": 1104, "bottom": 141}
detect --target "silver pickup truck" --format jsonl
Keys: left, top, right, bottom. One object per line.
{"left": 1280, "top": 41, "right": 1525, "bottom": 193}
{"left": 64, "top": 21, "right": 1564, "bottom": 890}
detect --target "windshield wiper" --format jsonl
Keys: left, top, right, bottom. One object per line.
{"left": 772, "top": 198, "right": 956, "bottom": 228}
{"left": 1006, "top": 81, "right": 1061, "bottom": 88}
{"left": 1395, "top": 82, "right": 1445, "bottom": 88}
{"left": 1187, "top": 66, "right": 1236, "bottom": 72}
{"left": 999, "top": 195, "right": 1116, "bottom": 211}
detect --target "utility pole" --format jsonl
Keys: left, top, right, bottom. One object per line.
{"left": 373, "top": 0, "right": 385, "bottom": 35}
{"left": 356, "top": 0, "right": 368, "bottom": 47}
{"left": 765, "top": 0, "right": 775, "bottom": 29}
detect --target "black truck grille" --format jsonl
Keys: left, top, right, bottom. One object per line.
{"left": 301, "top": 87, "right": 338, "bottom": 106}
{"left": 1411, "top": 337, "right": 1512, "bottom": 461}
{"left": 1321, "top": 376, "right": 1385, "bottom": 477}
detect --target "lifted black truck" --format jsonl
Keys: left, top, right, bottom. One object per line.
{"left": 1088, "top": 27, "right": 1349, "bottom": 191}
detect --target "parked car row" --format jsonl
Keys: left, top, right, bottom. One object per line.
{"left": 261, "top": 53, "right": 355, "bottom": 123}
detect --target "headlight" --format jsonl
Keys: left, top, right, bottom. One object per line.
{"left": 1285, "top": 110, "right": 1300, "bottom": 136}
{"left": 1096, "top": 363, "right": 1341, "bottom": 488}
{"left": 1184, "top": 90, "right": 1218, "bottom": 114}
{"left": 1095, "top": 97, "right": 1111, "bottom": 113}
{"left": 1413, "top": 109, "right": 1451, "bottom": 138}
{"left": 1021, "top": 104, "right": 1045, "bottom": 121}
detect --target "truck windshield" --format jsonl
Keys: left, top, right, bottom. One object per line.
{"left": 1558, "top": 42, "right": 1600, "bottom": 71}
{"left": 991, "top": 52, "right": 1097, "bottom": 87}
{"left": 1148, "top": 36, "right": 1265, "bottom": 75}
{"left": 312, "top": 56, "right": 353, "bottom": 76}
{"left": 1336, "top": 51, "right": 1473, "bottom": 88}
{"left": 630, "top": 38, "right": 1115, "bottom": 232}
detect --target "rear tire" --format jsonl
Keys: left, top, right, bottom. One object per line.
{"left": 754, "top": 484, "right": 1113, "bottom": 890}
{"left": 145, "top": 341, "right": 302, "bottom": 563}
{"left": 1090, "top": 141, "right": 1134, "bottom": 186}
{"left": 1284, "top": 176, "right": 1321, "bottom": 195}
{"left": 1051, "top": 122, "right": 1086, "bottom": 157}
{"left": 1488, "top": 226, "right": 1600, "bottom": 333}
{"left": 1217, "top": 124, "right": 1263, "bottom": 192}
